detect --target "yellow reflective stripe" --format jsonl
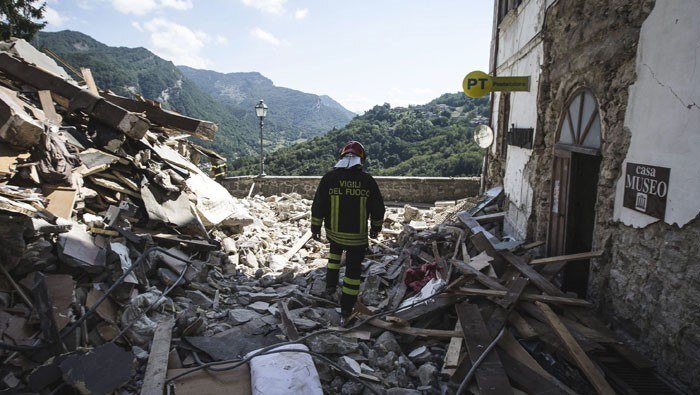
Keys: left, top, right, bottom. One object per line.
{"left": 327, "top": 262, "right": 341, "bottom": 270}
{"left": 330, "top": 195, "right": 340, "bottom": 232}
{"left": 343, "top": 277, "right": 361, "bottom": 286}
{"left": 342, "top": 286, "right": 360, "bottom": 296}
{"left": 329, "top": 253, "right": 341, "bottom": 260}
{"left": 214, "top": 172, "right": 226, "bottom": 177}
{"left": 311, "top": 217, "right": 323, "bottom": 226}
{"left": 325, "top": 230, "right": 366, "bottom": 242}
{"left": 359, "top": 196, "right": 367, "bottom": 234}
{"left": 327, "top": 236, "right": 367, "bottom": 246}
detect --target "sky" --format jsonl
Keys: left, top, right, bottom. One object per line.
{"left": 42, "top": 0, "right": 493, "bottom": 113}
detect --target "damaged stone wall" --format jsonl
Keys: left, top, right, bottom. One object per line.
{"left": 224, "top": 176, "right": 480, "bottom": 204}
{"left": 520, "top": 0, "right": 700, "bottom": 391}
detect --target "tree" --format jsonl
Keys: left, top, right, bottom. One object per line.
{"left": 0, "top": 1, "right": 46, "bottom": 41}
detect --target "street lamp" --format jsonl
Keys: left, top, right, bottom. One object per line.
{"left": 254, "top": 99, "right": 268, "bottom": 176}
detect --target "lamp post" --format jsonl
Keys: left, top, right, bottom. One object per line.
{"left": 255, "top": 99, "right": 268, "bottom": 176}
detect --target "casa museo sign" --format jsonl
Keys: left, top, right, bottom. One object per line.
{"left": 623, "top": 162, "right": 671, "bottom": 220}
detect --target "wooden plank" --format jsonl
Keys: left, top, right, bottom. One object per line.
{"left": 473, "top": 212, "right": 505, "bottom": 224}
{"left": 37, "top": 90, "right": 61, "bottom": 124}
{"left": 276, "top": 300, "right": 299, "bottom": 341}
{"left": 166, "top": 363, "right": 251, "bottom": 395}
{"left": 470, "top": 231, "right": 497, "bottom": 255}
{"left": 141, "top": 317, "right": 175, "bottom": 395}
{"left": 365, "top": 317, "right": 461, "bottom": 338}
{"left": 42, "top": 186, "right": 76, "bottom": 219}
{"left": 394, "top": 293, "right": 462, "bottom": 322}
{"left": 507, "top": 311, "right": 539, "bottom": 339}
{"left": 81, "top": 68, "right": 99, "bottom": 95}
{"left": 535, "top": 302, "right": 615, "bottom": 395}
{"left": 456, "top": 302, "right": 513, "bottom": 395}
{"left": 443, "top": 321, "right": 463, "bottom": 369}
{"left": 102, "top": 91, "right": 217, "bottom": 141}
{"left": 451, "top": 259, "right": 507, "bottom": 291}
{"left": 454, "top": 288, "right": 592, "bottom": 307}
{"left": 500, "top": 251, "right": 566, "bottom": 297}
{"left": 518, "top": 240, "right": 545, "bottom": 251}
{"left": 284, "top": 230, "right": 312, "bottom": 260}
{"left": 0, "top": 53, "right": 149, "bottom": 139}
{"left": 531, "top": 251, "right": 604, "bottom": 265}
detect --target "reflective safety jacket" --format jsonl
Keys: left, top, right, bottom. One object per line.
{"left": 311, "top": 167, "right": 385, "bottom": 247}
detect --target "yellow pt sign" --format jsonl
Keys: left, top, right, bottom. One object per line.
{"left": 463, "top": 70, "right": 530, "bottom": 98}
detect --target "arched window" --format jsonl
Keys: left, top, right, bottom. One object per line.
{"left": 557, "top": 90, "right": 601, "bottom": 149}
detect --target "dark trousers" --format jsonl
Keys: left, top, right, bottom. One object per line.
{"left": 326, "top": 242, "right": 366, "bottom": 316}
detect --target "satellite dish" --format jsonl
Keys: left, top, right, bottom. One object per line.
{"left": 473, "top": 124, "right": 494, "bottom": 149}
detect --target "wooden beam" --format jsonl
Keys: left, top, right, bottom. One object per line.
{"left": 530, "top": 251, "right": 604, "bottom": 265}
{"left": 277, "top": 300, "right": 299, "bottom": 341}
{"left": 0, "top": 53, "right": 149, "bottom": 140}
{"left": 535, "top": 302, "right": 615, "bottom": 395}
{"left": 37, "top": 90, "right": 61, "bottom": 124}
{"left": 442, "top": 321, "right": 463, "bottom": 371}
{"left": 451, "top": 259, "right": 507, "bottom": 291}
{"left": 141, "top": 317, "right": 175, "bottom": 395}
{"left": 500, "top": 251, "right": 566, "bottom": 297}
{"left": 284, "top": 230, "right": 312, "bottom": 260}
{"left": 101, "top": 92, "right": 217, "bottom": 140}
{"left": 365, "top": 317, "right": 461, "bottom": 338}
{"left": 81, "top": 68, "right": 99, "bottom": 95}
{"left": 456, "top": 302, "right": 513, "bottom": 395}
{"left": 453, "top": 288, "right": 592, "bottom": 307}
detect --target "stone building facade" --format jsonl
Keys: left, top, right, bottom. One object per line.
{"left": 489, "top": 0, "right": 699, "bottom": 390}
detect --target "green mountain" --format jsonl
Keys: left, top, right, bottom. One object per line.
{"left": 31, "top": 30, "right": 355, "bottom": 158}
{"left": 230, "top": 93, "right": 490, "bottom": 177}
{"left": 179, "top": 67, "right": 356, "bottom": 151}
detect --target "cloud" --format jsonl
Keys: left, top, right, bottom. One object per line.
{"left": 241, "top": 0, "right": 286, "bottom": 14}
{"left": 111, "top": 0, "right": 193, "bottom": 15}
{"left": 215, "top": 35, "right": 228, "bottom": 45}
{"left": 250, "top": 27, "right": 280, "bottom": 45}
{"left": 44, "top": 6, "right": 68, "bottom": 27}
{"left": 144, "top": 18, "right": 210, "bottom": 68}
{"left": 294, "top": 8, "right": 308, "bottom": 19}
{"left": 131, "top": 21, "right": 144, "bottom": 32}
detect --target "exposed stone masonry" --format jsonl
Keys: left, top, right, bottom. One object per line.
{"left": 223, "top": 176, "right": 480, "bottom": 204}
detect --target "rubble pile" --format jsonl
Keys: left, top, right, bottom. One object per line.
{"left": 0, "top": 37, "right": 659, "bottom": 395}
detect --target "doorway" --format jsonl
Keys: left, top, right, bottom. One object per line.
{"left": 546, "top": 89, "right": 602, "bottom": 297}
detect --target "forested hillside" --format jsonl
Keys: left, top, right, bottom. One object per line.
{"left": 231, "top": 93, "right": 489, "bottom": 177}
{"left": 32, "top": 30, "right": 355, "bottom": 157}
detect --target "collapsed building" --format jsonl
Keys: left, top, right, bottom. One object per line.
{"left": 487, "top": 0, "right": 699, "bottom": 391}
{"left": 0, "top": 16, "right": 694, "bottom": 395}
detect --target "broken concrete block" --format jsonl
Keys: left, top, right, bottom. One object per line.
{"left": 403, "top": 204, "right": 421, "bottom": 222}
{"left": 417, "top": 363, "right": 438, "bottom": 387}
{"left": 184, "top": 290, "right": 213, "bottom": 309}
{"left": 0, "top": 85, "right": 45, "bottom": 148}
{"left": 306, "top": 333, "right": 358, "bottom": 355}
{"left": 229, "top": 308, "right": 262, "bottom": 325}
{"left": 375, "top": 331, "right": 402, "bottom": 354}
{"left": 267, "top": 254, "right": 288, "bottom": 272}
{"left": 222, "top": 237, "right": 237, "bottom": 254}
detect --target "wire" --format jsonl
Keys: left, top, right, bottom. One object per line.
{"left": 456, "top": 326, "right": 506, "bottom": 395}
{"left": 165, "top": 282, "right": 453, "bottom": 384}
{"left": 0, "top": 247, "right": 193, "bottom": 352}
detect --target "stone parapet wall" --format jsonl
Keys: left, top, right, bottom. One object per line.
{"left": 222, "top": 176, "right": 480, "bottom": 204}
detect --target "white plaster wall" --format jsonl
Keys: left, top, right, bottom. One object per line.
{"left": 613, "top": 0, "right": 700, "bottom": 228}
{"left": 498, "top": 42, "right": 543, "bottom": 240}
{"left": 497, "top": 0, "right": 545, "bottom": 63}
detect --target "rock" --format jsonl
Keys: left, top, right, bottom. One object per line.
{"left": 184, "top": 290, "right": 213, "bottom": 309}
{"left": 222, "top": 237, "right": 237, "bottom": 254}
{"left": 375, "top": 331, "right": 402, "bottom": 354}
{"left": 132, "top": 346, "right": 149, "bottom": 360}
{"left": 330, "top": 376, "right": 345, "bottom": 393}
{"left": 248, "top": 301, "right": 270, "bottom": 313}
{"left": 306, "top": 333, "right": 358, "bottom": 355}
{"left": 228, "top": 308, "right": 262, "bottom": 325}
{"left": 417, "top": 363, "right": 438, "bottom": 386}
{"left": 408, "top": 346, "right": 432, "bottom": 365}
{"left": 243, "top": 251, "right": 258, "bottom": 269}
{"left": 338, "top": 356, "right": 361, "bottom": 375}
{"left": 341, "top": 380, "right": 364, "bottom": 395}
{"left": 403, "top": 205, "right": 421, "bottom": 222}
{"left": 267, "top": 254, "right": 288, "bottom": 272}
{"left": 375, "top": 351, "right": 397, "bottom": 371}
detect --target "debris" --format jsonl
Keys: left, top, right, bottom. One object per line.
{"left": 60, "top": 342, "right": 135, "bottom": 395}
{"left": 247, "top": 344, "right": 323, "bottom": 395}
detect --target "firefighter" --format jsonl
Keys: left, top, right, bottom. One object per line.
{"left": 311, "top": 141, "right": 385, "bottom": 325}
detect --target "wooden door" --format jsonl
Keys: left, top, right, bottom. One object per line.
{"left": 547, "top": 147, "right": 571, "bottom": 257}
